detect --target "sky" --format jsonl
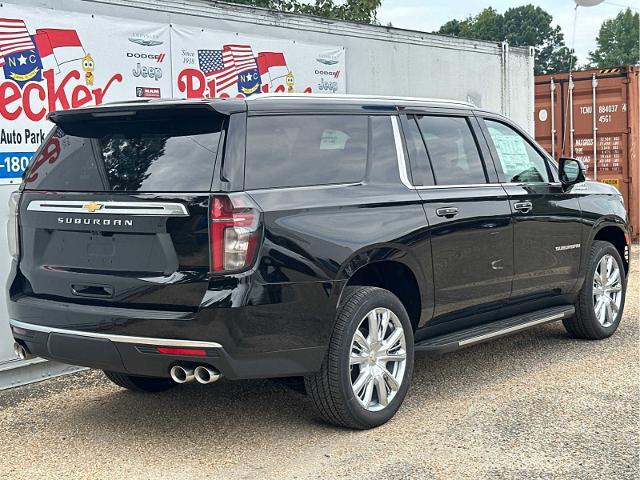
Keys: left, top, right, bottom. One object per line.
{"left": 376, "top": 0, "right": 639, "bottom": 65}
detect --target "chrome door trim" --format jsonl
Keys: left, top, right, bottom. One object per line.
{"left": 414, "top": 183, "right": 504, "bottom": 190}
{"left": 10, "top": 319, "right": 222, "bottom": 349}
{"left": 391, "top": 116, "right": 413, "bottom": 189}
{"left": 392, "top": 113, "right": 565, "bottom": 192}
{"left": 391, "top": 116, "right": 503, "bottom": 191}
{"left": 27, "top": 200, "right": 189, "bottom": 216}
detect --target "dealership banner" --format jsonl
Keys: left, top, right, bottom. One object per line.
{"left": 171, "top": 24, "right": 345, "bottom": 99}
{"left": 0, "top": 4, "right": 171, "bottom": 184}
{"left": 0, "top": 4, "right": 347, "bottom": 185}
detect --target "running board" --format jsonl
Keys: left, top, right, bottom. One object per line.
{"left": 414, "top": 305, "right": 575, "bottom": 354}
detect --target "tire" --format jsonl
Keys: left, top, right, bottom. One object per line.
{"left": 103, "top": 370, "right": 176, "bottom": 393}
{"left": 563, "top": 240, "right": 627, "bottom": 340}
{"left": 305, "top": 286, "right": 414, "bottom": 429}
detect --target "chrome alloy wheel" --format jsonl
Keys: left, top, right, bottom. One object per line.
{"left": 593, "top": 254, "right": 623, "bottom": 328}
{"left": 349, "top": 307, "right": 407, "bottom": 412}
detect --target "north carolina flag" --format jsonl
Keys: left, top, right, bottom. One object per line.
{"left": 33, "top": 28, "right": 84, "bottom": 67}
{"left": 257, "top": 52, "right": 288, "bottom": 88}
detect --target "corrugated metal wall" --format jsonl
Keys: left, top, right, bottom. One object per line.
{"left": 0, "top": 0, "right": 535, "bottom": 388}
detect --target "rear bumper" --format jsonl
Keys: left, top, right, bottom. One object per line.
{"left": 10, "top": 319, "right": 327, "bottom": 380}
{"left": 8, "top": 278, "right": 342, "bottom": 356}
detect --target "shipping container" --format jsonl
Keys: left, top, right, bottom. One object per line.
{"left": 0, "top": 0, "right": 535, "bottom": 388}
{"left": 535, "top": 65, "right": 640, "bottom": 240}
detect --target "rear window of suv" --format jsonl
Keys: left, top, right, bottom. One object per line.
{"left": 245, "top": 115, "right": 367, "bottom": 190}
{"left": 23, "top": 108, "right": 223, "bottom": 192}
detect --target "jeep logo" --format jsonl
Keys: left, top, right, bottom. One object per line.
{"left": 132, "top": 63, "right": 163, "bottom": 81}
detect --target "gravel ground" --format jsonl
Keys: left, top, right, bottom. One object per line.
{"left": 1, "top": 247, "right": 638, "bottom": 480}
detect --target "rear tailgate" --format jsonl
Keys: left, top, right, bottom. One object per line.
{"left": 12, "top": 103, "right": 227, "bottom": 311}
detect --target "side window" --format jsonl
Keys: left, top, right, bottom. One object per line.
{"left": 371, "top": 116, "right": 406, "bottom": 184}
{"left": 403, "top": 117, "right": 434, "bottom": 186}
{"left": 484, "top": 119, "right": 550, "bottom": 183}
{"left": 416, "top": 115, "right": 487, "bottom": 186}
{"left": 245, "top": 115, "right": 367, "bottom": 190}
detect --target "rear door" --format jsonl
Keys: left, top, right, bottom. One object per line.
{"left": 15, "top": 105, "right": 226, "bottom": 311}
{"left": 478, "top": 115, "right": 582, "bottom": 303}
{"left": 402, "top": 112, "right": 514, "bottom": 324}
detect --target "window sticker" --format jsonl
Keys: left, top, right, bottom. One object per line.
{"left": 489, "top": 129, "right": 530, "bottom": 176}
{"left": 320, "top": 129, "right": 349, "bottom": 150}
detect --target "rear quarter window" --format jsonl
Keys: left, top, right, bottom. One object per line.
{"left": 244, "top": 115, "right": 368, "bottom": 190}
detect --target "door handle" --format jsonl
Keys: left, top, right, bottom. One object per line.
{"left": 513, "top": 201, "right": 533, "bottom": 213}
{"left": 436, "top": 207, "right": 459, "bottom": 218}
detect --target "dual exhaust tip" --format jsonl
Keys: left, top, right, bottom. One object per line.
{"left": 170, "top": 365, "right": 221, "bottom": 384}
{"left": 13, "top": 342, "right": 32, "bottom": 361}
{"left": 13, "top": 341, "right": 219, "bottom": 384}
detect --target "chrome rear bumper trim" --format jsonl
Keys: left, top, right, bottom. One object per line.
{"left": 9, "top": 319, "right": 222, "bottom": 349}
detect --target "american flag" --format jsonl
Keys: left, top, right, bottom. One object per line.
{"left": 198, "top": 45, "right": 257, "bottom": 93}
{"left": 226, "top": 44, "right": 257, "bottom": 74}
{"left": 0, "top": 18, "right": 36, "bottom": 67}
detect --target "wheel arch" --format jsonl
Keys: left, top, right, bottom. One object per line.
{"left": 337, "top": 247, "right": 430, "bottom": 331}
{"left": 590, "top": 222, "right": 630, "bottom": 273}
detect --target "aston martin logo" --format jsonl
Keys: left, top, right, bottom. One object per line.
{"left": 83, "top": 202, "right": 103, "bottom": 213}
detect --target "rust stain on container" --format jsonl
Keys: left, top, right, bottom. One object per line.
{"left": 535, "top": 65, "right": 639, "bottom": 241}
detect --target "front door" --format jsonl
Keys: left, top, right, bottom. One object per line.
{"left": 402, "top": 113, "right": 513, "bottom": 324}
{"left": 479, "top": 117, "right": 582, "bottom": 303}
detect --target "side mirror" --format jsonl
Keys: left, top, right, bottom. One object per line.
{"left": 559, "top": 157, "right": 586, "bottom": 189}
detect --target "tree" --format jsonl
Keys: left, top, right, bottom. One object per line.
{"left": 437, "top": 8, "right": 503, "bottom": 41}
{"left": 231, "top": 0, "right": 381, "bottom": 24}
{"left": 437, "top": 4, "right": 577, "bottom": 75}
{"left": 438, "top": 19, "right": 464, "bottom": 37}
{"left": 589, "top": 8, "right": 640, "bottom": 68}
{"left": 467, "top": 7, "right": 504, "bottom": 41}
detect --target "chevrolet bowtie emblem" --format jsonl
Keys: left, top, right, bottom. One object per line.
{"left": 83, "top": 202, "right": 103, "bottom": 213}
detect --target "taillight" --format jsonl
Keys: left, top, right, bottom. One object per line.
{"left": 210, "top": 193, "right": 262, "bottom": 273}
{"left": 7, "top": 191, "right": 20, "bottom": 260}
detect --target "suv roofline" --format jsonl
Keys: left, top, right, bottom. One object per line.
{"left": 245, "top": 93, "right": 475, "bottom": 108}
{"left": 50, "top": 95, "right": 476, "bottom": 119}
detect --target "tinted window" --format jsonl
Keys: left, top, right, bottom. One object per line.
{"left": 245, "top": 115, "right": 367, "bottom": 189}
{"left": 403, "top": 117, "right": 434, "bottom": 186}
{"left": 24, "top": 110, "right": 223, "bottom": 192}
{"left": 485, "top": 119, "right": 549, "bottom": 183}
{"left": 370, "top": 116, "right": 404, "bottom": 184}
{"left": 416, "top": 116, "right": 486, "bottom": 185}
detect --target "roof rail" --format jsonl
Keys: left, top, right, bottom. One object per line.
{"left": 245, "top": 93, "right": 475, "bottom": 107}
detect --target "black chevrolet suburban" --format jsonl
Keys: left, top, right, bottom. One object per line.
{"left": 8, "top": 95, "right": 630, "bottom": 429}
